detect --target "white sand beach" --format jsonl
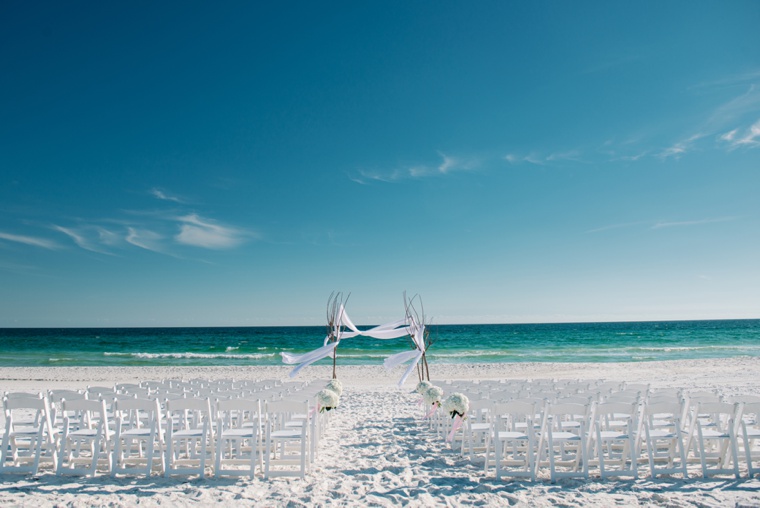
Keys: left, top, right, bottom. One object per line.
{"left": 2, "top": 358, "right": 760, "bottom": 507}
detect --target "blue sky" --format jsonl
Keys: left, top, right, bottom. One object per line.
{"left": 1, "top": 1, "right": 759, "bottom": 327}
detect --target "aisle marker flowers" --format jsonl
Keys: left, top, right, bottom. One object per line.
{"left": 318, "top": 388, "right": 339, "bottom": 413}
{"left": 443, "top": 393, "right": 470, "bottom": 442}
{"left": 326, "top": 378, "right": 343, "bottom": 397}
{"left": 423, "top": 385, "right": 444, "bottom": 418}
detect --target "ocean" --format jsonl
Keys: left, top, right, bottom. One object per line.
{"left": 1, "top": 319, "right": 759, "bottom": 368}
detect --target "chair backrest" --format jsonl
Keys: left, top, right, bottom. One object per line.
{"left": 593, "top": 401, "right": 638, "bottom": 432}
{"left": 644, "top": 401, "right": 683, "bottom": 421}
{"left": 49, "top": 390, "right": 85, "bottom": 403}
{"left": 545, "top": 402, "right": 591, "bottom": 433}
{"left": 604, "top": 390, "right": 641, "bottom": 404}
{"left": 61, "top": 398, "right": 109, "bottom": 434}
{"left": 113, "top": 397, "right": 162, "bottom": 432}
{"left": 3, "top": 391, "right": 42, "bottom": 400}
{"left": 4, "top": 394, "right": 51, "bottom": 431}
{"left": 491, "top": 400, "right": 538, "bottom": 432}
{"left": 696, "top": 402, "right": 742, "bottom": 433}
{"left": 267, "top": 399, "right": 309, "bottom": 430}
{"left": 467, "top": 398, "right": 491, "bottom": 420}
{"left": 686, "top": 391, "right": 721, "bottom": 404}
{"left": 166, "top": 397, "right": 212, "bottom": 431}
{"left": 216, "top": 398, "right": 262, "bottom": 430}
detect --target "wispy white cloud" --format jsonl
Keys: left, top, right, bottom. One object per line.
{"left": 505, "top": 152, "right": 545, "bottom": 165}
{"left": 97, "top": 227, "right": 122, "bottom": 247}
{"left": 505, "top": 150, "right": 584, "bottom": 166}
{"left": 175, "top": 214, "right": 250, "bottom": 249}
{"left": 586, "top": 221, "right": 649, "bottom": 234}
{"left": 719, "top": 129, "right": 738, "bottom": 142}
{"left": 150, "top": 188, "right": 185, "bottom": 203}
{"left": 616, "top": 152, "right": 649, "bottom": 162}
{"left": 702, "top": 85, "right": 760, "bottom": 131}
{"left": 126, "top": 227, "right": 165, "bottom": 253}
{"left": 651, "top": 217, "right": 738, "bottom": 229}
{"left": 546, "top": 150, "right": 584, "bottom": 163}
{"left": 657, "top": 133, "right": 706, "bottom": 160}
{"left": 351, "top": 152, "right": 479, "bottom": 183}
{"left": 719, "top": 119, "right": 760, "bottom": 150}
{"left": 0, "top": 231, "right": 58, "bottom": 249}
{"left": 53, "top": 225, "right": 115, "bottom": 255}
{"left": 688, "top": 70, "right": 760, "bottom": 92}
{"left": 588, "top": 217, "right": 738, "bottom": 233}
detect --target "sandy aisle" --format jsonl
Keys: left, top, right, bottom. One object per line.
{"left": 1, "top": 358, "right": 759, "bottom": 507}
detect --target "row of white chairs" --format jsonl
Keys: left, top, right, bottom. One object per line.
{"left": 429, "top": 382, "right": 760, "bottom": 482}
{"left": 1, "top": 379, "right": 331, "bottom": 479}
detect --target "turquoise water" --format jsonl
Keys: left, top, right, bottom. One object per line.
{"left": 0, "top": 319, "right": 759, "bottom": 367}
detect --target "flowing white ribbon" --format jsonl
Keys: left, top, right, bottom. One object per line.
{"left": 383, "top": 322, "right": 427, "bottom": 387}
{"left": 281, "top": 304, "right": 431, "bottom": 382}
{"left": 281, "top": 341, "right": 339, "bottom": 378}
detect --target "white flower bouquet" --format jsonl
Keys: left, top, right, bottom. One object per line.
{"left": 325, "top": 379, "right": 343, "bottom": 396}
{"left": 423, "top": 385, "right": 444, "bottom": 407}
{"left": 317, "top": 388, "right": 339, "bottom": 412}
{"left": 415, "top": 380, "right": 433, "bottom": 395}
{"left": 442, "top": 393, "right": 469, "bottom": 419}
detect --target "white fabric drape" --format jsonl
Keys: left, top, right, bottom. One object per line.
{"left": 280, "top": 306, "right": 426, "bottom": 384}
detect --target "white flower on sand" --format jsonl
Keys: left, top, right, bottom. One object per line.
{"left": 318, "top": 388, "right": 339, "bottom": 412}
{"left": 415, "top": 380, "right": 433, "bottom": 395}
{"left": 442, "top": 393, "right": 469, "bottom": 418}
{"left": 326, "top": 379, "right": 343, "bottom": 396}
{"left": 423, "top": 385, "right": 444, "bottom": 407}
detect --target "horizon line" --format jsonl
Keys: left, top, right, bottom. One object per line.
{"left": 2, "top": 316, "right": 759, "bottom": 330}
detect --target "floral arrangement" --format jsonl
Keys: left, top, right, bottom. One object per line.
{"left": 317, "top": 388, "right": 339, "bottom": 412}
{"left": 442, "top": 393, "right": 469, "bottom": 419}
{"left": 415, "top": 380, "right": 433, "bottom": 395}
{"left": 423, "top": 385, "right": 444, "bottom": 407}
{"left": 326, "top": 378, "right": 343, "bottom": 396}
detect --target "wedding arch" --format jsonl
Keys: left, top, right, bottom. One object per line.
{"left": 280, "top": 293, "right": 430, "bottom": 387}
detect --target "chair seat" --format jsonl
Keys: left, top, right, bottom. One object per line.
{"left": 598, "top": 431, "right": 630, "bottom": 439}
{"left": 222, "top": 428, "right": 256, "bottom": 438}
{"left": 470, "top": 423, "right": 490, "bottom": 431}
{"left": 270, "top": 429, "right": 303, "bottom": 439}
{"left": 648, "top": 429, "right": 678, "bottom": 439}
{"left": 700, "top": 429, "right": 731, "bottom": 438}
{"left": 172, "top": 429, "right": 205, "bottom": 438}
{"left": 549, "top": 432, "right": 581, "bottom": 440}
{"left": 70, "top": 429, "right": 99, "bottom": 438}
{"left": 7, "top": 427, "right": 41, "bottom": 436}
{"left": 121, "top": 428, "right": 154, "bottom": 438}
{"left": 497, "top": 431, "right": 529, "bottom": 440}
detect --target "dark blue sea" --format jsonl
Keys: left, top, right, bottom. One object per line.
{"left": 1, "top": 320, "right": 759, "bottom": 367}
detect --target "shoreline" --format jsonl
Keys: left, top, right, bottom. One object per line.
{"left": 2, "top": 356, "right": 759, "bottom": 393}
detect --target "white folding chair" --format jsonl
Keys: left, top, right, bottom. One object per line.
{"left": 687, "top": 401, "right": 742, "bottom": 479}
{"left": 0, "top": 394, "right": 58, "bottom": 475}
{"left": 264, "top": 399, "right": 311, "bottom": 479}
{"left": 590, "top": 401, "right": 639, "bottom": 479}
{"left": 462, "top": 398, "right": 491, "bottom": 463}
{"left": 164, "top": 397, "right": 213, "bottom": 478}
{"left": 214, "top": 398, "right": 263, "bottom": 478}
{"left": 536, "top": 402, "right": 591, "bottom": 482}
{"left": 641, "top": 401, "right": 688, "bottom": 478}
{"left": 489, "top": 400, "right": 539, "bottom": 481}
{"left": 738, "top": 400, "right": 760, "bottom": 478}
{"left": 111, "top": 397, "right": 165, "bottom": 477}
{"left": 47, "top": 390, "right": 86, "bottom": 430}
{"left": 56, "top": 398, "right": 112, "bottom": 476}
